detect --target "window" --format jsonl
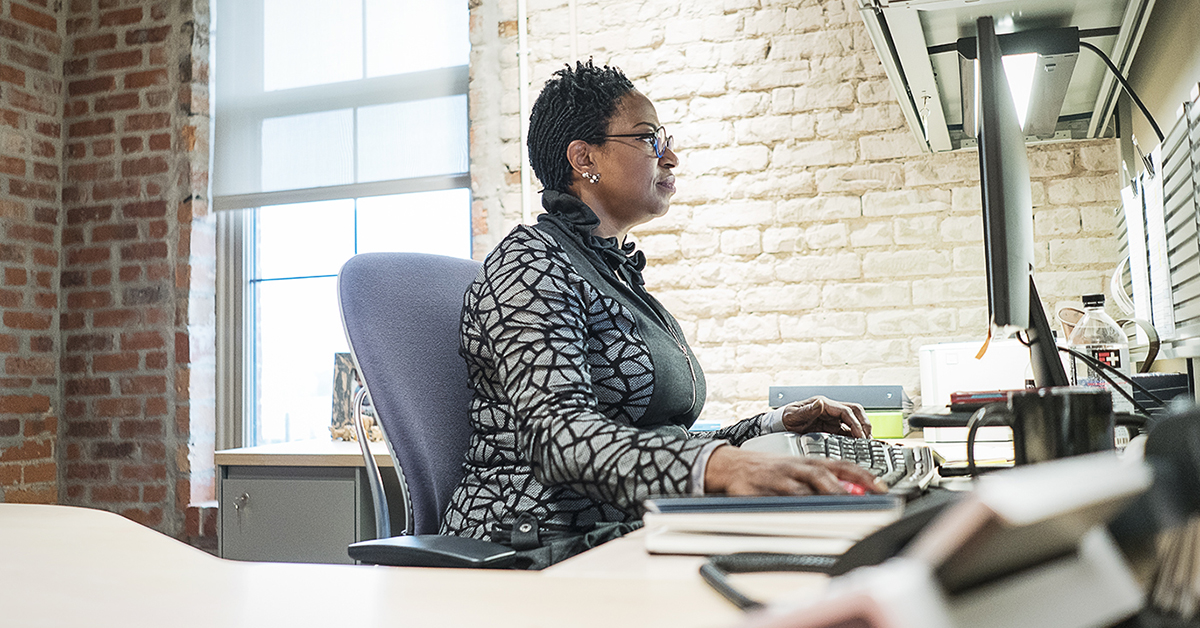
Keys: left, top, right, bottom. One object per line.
{"left": 213, "top": 0, "right": 471, "bottom": 447}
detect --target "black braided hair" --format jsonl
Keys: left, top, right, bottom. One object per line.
{"left": 527, "top": 60, "right": 635, "bottom": 192}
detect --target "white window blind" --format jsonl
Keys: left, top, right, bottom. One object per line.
{"left": 214, "top": 0, "right": 470, "bottom": 206}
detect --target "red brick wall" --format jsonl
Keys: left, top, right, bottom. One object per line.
{"left": 0, "top": 0, "right": 214, "bottom": 543}
{"left": 0, "top": 0, "right": 66, "bottom": 505}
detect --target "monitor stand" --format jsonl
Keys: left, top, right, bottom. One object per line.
{"left": 1026, "top": 276, "right": 1071, "bottom": 388}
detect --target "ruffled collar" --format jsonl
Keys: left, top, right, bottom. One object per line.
{"left": 537, "top": 190, "right": 647, "bottom": 287}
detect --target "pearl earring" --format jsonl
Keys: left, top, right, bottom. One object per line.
{"left": 584, "top": 172, "right": 601, "bottom": 184}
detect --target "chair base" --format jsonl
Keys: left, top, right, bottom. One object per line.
{"left": 349, "top": 534, "right": 517, "bottom": 568}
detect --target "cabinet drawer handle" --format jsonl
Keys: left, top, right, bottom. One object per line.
{"left": 233, "top": 492, "right": 250, "bottom": 511}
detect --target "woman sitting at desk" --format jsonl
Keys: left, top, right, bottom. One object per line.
{"left": 441, "top": 60, "right": 884, "bottom": 568}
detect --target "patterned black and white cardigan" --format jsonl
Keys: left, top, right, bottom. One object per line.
{"left": 440, "top": 190, "right": 769, "bottom": 542}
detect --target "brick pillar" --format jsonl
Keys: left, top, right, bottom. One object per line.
{"left": 59, "top": 0, "right": 212, "bottom": 539}
{"left": 0, "top": 1, "right": 66, "bottom": 504}
{"left": 178, "top": 9, "right": 217, "bottom": 550}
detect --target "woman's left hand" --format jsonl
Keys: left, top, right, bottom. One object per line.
{"left": 780, "top": 396, "right": 871, "bottom": 439}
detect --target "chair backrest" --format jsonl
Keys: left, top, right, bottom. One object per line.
{"left": 337, "top": 252, "right": 481, "bottom": 535}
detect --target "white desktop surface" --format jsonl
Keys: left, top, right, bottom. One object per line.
{"left": 0, "top": 503, "right": 827, "bottom": 628}
{"left": 546, "top": 526, "right": 833, "bottom": 604}
{"left": 214, "top": 438, "right": 394, "bottom": 467}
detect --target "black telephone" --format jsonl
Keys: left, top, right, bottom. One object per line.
{"left": 826, "top": 488, "right": 963, "bottom": 575}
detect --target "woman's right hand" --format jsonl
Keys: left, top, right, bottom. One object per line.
{"left": 703, "top": 444, "right": 887, "bottom": 496}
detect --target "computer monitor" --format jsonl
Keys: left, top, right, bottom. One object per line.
{"left": 975, "top": 16, "right": 1071, "bottom": 388}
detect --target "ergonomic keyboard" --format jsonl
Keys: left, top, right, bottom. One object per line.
{"left": 740, "top": 432, "right": 937, "bottom": 498}
{"left": 798, "top": 432, "right": 935, "bottom": 498}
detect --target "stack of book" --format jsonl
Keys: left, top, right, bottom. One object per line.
{"left": 921, "top": 424, "right": 1015, "bottom": 468}
{"left": 641, "top": 495, "right": 903, "bottom": 556}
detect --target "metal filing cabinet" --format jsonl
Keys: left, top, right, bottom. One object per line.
{"left": 216, "top": 440, "right": 403, "bottom": 564}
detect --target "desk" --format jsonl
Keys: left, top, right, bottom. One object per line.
{"left": 0, "top": 503, "right": 825, "bottom": 628}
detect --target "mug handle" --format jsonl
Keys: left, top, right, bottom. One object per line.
{"left": 966, "top": 403, "right": 1012, "bottom": 477}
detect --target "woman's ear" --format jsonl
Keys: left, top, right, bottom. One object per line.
{"left": 566, "top": 139, "right": 596, "bottom": 180}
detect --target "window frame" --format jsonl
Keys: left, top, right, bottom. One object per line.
{"left": 213, "top": 0, "right": 470, "bottom": 449}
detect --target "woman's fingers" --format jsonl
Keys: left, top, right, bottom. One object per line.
{"left": 824, "top": 458, "right": 889, "bottom": 493}
{"left": 783, "top": 396, "right": 872, "bottom": 438}
{"left": 787, "top": 459, "right": 846, "bottom": 494}
{"left": 825, "top": 398, "right": 870, "bottom": 438}
{"left": 709, "top": 448, "right": 888, "bottom": 497}
{"left": 847, "top": 402, "right": 871, "bottom": 438}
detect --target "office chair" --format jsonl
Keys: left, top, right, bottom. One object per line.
{"left": 337, "top": 252, "right": 516, "bottom": 568}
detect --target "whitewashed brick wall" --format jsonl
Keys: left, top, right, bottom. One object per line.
{"left": 468, "top": 0, "right": 1123, "bottom": 423}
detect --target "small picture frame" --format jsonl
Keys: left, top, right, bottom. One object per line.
{"left": 330, "top": 352, "right": 382, "bottom": 442}
{"left": 330, "top": 352, "right": 358, "bottom": 438}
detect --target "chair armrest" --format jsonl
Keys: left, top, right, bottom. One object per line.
{"left": 349, "top": 534, "right": 517, "bottom": 568}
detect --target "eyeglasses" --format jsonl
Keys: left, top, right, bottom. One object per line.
{"left": 596, "top": 125, "right": 674, "bottom": 158}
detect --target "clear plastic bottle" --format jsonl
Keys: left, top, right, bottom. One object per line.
{"left": 1066, "top": 293, "right": 1132, "bottom": 411}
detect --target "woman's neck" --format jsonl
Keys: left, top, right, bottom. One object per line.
{"left": 572, "top": 189, "right": 630, "bottom": 241}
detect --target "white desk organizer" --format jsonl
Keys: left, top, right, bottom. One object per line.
{"left": 918, "top": 339, "right": 1032, "bottom": 408}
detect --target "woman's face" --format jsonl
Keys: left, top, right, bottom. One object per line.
{"left": 576, "top": 91, "right": 678, "bottom": 238}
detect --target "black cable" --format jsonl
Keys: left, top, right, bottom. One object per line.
{"left": 699, "top": 553, "right": 840, "bottom": 611}
{"left": 699, "top": 563, "right": 764, "bottom": 611}
{"left": 925, "top": 26, "right": 1121, "bottom": 56}
{"left": 711, "top": 552, "right": 839, "bottom": 574}
{"left": 1058, "top": 345, "right": 1161, "bottom": 416}
{"left": 1065, "top": 353, "right": 1147, "bottom": 415}
{"left": 1079, "top": 40, "right": 1164, "bottom": 143}
{"left": 1059, "top": 344, "right": 1167, "bottom": 405}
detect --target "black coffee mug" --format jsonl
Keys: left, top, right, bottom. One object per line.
{"left": 965, "top": 387, "right": 1145, "bottom": 475}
